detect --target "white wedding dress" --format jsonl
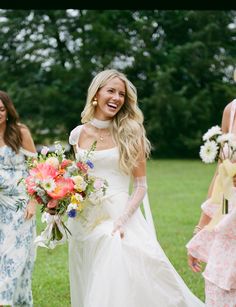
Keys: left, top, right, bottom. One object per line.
{"left": 68, "top": 126, "right": 204, "bottom": 307}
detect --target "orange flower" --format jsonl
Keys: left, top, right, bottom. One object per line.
{"left": 58, "top": 168, "right": 66, "bottom": 176}
{"left": 48, "top": 177, "right": 74, "bottom": 199}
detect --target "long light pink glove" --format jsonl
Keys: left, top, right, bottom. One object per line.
{"left": 111, "top": 176, "right": 147, "bottom": 238}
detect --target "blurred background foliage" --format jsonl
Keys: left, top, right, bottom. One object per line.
{"left": 0, "top": 9, "right": 235, "bottom": 157}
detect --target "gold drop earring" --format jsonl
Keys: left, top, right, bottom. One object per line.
{"left": 92, "top": 97, "right": 98, "bottom": 107}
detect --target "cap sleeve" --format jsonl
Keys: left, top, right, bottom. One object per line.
{"left": 19, "top": 147, "right": 38, "bottom": 158}
{"left": 69, "top": 125, "right": 83, "bottom": 146}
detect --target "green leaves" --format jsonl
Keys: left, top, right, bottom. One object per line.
{"left": 0, "top": 10, "right": 235, "bottom": 157}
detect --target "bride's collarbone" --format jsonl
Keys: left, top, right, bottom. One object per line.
{"left": 81, "top": 126, "right": 115, "bottom": 150}
{"left": 78, "top": 138, "right": 115, "bottom": 151}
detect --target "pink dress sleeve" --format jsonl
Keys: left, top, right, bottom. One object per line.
{"left": 201, "top": 199, "right": 220, "bottom": 218}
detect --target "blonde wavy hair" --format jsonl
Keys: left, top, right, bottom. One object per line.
{"left": 81, "top": 69, "right": 151, "bottom": 174}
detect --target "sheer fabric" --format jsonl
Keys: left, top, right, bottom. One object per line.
{"left": 67, "top": 125, "right": 204, "bottom": 307}
{"left": 112, "top": 176, "right": 147, "bottom": 233}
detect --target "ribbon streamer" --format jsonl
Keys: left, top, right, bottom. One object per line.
{"left": 205, "top": 159, "right": 236, "bottom": 230}
{"left": 34, "top": 212, "right": 68, "bottom": 249}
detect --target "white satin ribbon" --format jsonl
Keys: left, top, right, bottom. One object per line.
{"left": 34, "top": 212, "right": 68, "bottom": 249}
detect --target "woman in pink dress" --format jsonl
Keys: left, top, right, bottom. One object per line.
{"left": 186, "top": 97, "right": 236, "bottom": 307}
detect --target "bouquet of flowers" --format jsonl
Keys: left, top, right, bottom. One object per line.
{"left": 199, "top": 125, "right": 236, "bottom": 164}
{"left": 24, "top": 141, "right": 108, "bottom": 249}
{"left": 199, "top": 125, "right": 236, "bottom": 215}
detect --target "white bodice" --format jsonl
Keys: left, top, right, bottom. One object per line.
{"left": 69, "top": 125, "right": 130, "bottom": 197}
{"left": 76, "top": 147, "right": 130, "bottom": 197}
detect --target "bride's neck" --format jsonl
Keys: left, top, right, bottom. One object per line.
{"left": 90, "top": 117, "right": 112, "bottom": 129}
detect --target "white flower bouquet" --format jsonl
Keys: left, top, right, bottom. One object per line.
{"left": 200, "top": 125, "right": 236, "bottom": 164}
{"left": 199, "top": 125, "right": 236, "bottom": 215}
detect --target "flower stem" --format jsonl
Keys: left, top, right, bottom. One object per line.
{"left": 222, "top": 196, "right": 228, "bottom": 214}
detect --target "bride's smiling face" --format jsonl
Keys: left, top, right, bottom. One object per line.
{"left": 94, "top": 77, "right": 126, "bottom": 120}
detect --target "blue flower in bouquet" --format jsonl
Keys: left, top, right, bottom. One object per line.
{"left": 68, "top": 209, "right": 77, "bottom": 218}
{"left": 86, "top": 160, "right": 94, "bottom": 169}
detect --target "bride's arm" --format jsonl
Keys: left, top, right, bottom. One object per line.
{"left": 111, "top": 151, "right": 147, "bottom": 239}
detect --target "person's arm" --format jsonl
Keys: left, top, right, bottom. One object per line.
{"left": 188, "top": 102, "right": 231, "bottom": 271}
{"left": 111, "top": 150, "right": 147, "bottom": 239}
{"left": 20, "top": 125, "right": 37, "bottom": 153}
{"left": 193, "top": 102, "right": 231, "bottom": 233}
{"left": 20, "top": 125, "right": 38, "bottom": 219}
{"left": 193, "top": 168, "right": 218, "bottom": 234}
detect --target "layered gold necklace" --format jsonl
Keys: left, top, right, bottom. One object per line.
{"left": 90, "top": 118, "right": 112, "bottom": 142}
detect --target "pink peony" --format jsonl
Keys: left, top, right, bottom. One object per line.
{"left": 25, "top": 176, "right": 37, "bottom": 195}
{"left": 29, "top": 163, "right": 58, "bottom": 180}
{"left": 48, "top": 177, "right": 74, "bottom": 199}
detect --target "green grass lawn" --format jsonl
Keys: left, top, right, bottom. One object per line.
{"left": 32, "top": 159, "right": 216, "bottom": 306}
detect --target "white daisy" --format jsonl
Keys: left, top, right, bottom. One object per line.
{"left": 41, "top": 178, "right": 56, "bottom": 192}
{"left": 74, "top": 193, "right": 84, "bottom": 202}
{"left": 202, "top": 125, "right": 222, "bottom": 141}
{"left": 217, "top": 133, "right": 235, "bottom": 144}
{"left": 199, "top": 140, "right": 219, "bottom": 163}
{"left": 66, "top": 203, "right": 78, "bottom": 212}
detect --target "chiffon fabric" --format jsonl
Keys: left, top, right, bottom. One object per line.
{"left": 186, "top": 99, "right": 236, "bottom": 306}
{"left": 67, "top": 125, "right": 204, "bottom": 307}
{"left": 0, "top": 145, "right": 36, "bottom": 306}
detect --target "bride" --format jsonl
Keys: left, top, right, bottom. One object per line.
{"left": 67, "top": 69, "right": 204, "bottom": 307}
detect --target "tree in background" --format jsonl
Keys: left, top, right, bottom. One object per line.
{"left": 0, "top": 9, "right": 235, "bottom": 157}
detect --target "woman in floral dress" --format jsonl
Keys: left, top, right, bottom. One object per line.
{"left": 186, "top": 98, "right": 236, "bottom": 306}
{"left": 0, "top": 91, "right": 37, "bottom": 306}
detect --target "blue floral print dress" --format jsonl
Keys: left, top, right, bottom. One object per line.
{"left": 0, "top": 145, "right": 37, "bottom": 306}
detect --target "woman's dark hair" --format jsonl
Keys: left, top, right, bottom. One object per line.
{"left": 0, "top": 90, "right": 23, "bottom": 152}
